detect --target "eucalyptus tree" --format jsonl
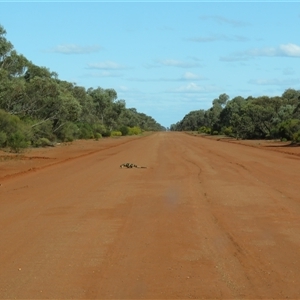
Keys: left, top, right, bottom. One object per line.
{"left": 0, "top": 24, "right": 165, "bottom": 144}
{"left": 219, "top": 96, "right": 245, "bottom": 129}
{"left": 118, "top": 108, "right": 141, "bottom": 128}
{"left": 72, "top": 86, "right": 96, "bottom": 123}
{"left": 179, "top": 110, "right": 206, "bottom": 131}
{"left": 282, "top": 88, "right": 300, "bottom": 105}
{"left": 87, "top": 87, "right": 119, "bottom": 126}
{"left": 245, "top": 102, "right": 275, "bottom": 138}
{"left": 205, "top": 93, "right": 229, "bottom": 132}
{"left": 0, "top": 25, "right": 13, "bottom": 71}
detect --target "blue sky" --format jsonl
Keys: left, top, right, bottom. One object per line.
{"left": 1, "top": 2, "right": 300, "bottom": 128}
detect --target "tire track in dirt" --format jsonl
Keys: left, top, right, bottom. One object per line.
{"left": 1, "top": 132, "right": 300, "bottom": 299}
{"left": 0, "top": 135, "right": 149, "bottom": 182}
{"left": 0, "top": 135, "right": 154, "bottom": 299}
{"left": 192, "top": 132, "right": 300, "bottom": 158}
{"left": 178, "top": 133, "right": 300, "bottom": 299}
{"left": 171, "top": 135, "right": 266, "bottom": 297}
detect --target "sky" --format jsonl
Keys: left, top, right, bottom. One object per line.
{"left": 1, "top": 1, "right": 300, "bottom": 128}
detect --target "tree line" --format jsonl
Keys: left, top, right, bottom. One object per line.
{"left": 0, "top": 25, "right": 164, "bottom": 152}
{"left": 170, "top": 90, "right": 300, "bottom": 143}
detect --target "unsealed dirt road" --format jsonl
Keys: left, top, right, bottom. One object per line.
{"left": 1, "top": 132, "right": 300, "bottom": 299}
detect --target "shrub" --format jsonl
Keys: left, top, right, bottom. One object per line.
{"left": 111, "top": 130, "right": 122, "bottom": 137}
{"left": 31, "top": 120, "right": 56, "bottom": 144}
{"left": 7, "top": 131, "right": 29, "bottom": 152}
{"left": 0, "top": 131, "right": 7, "bottom": 147}
{"left": 34, "top": 137, "right": 53, "bottom": 147}
{"left": 128, "top": 126, "right": 142, "bottom": 135}
{"left": 76, "top": 123, "right": 94, "bottom": 139}
{"left": 57, "top": 122, "right": 79, "bottom": 142}
{"left": 0, "top": 110, "right": 19, "bottom": 135}
{"left": 198, "top": 126, "right": 211, "bottom": 134}
{"left": 0, "top": 110, "right": 32, "bottom": 151}
{"left": 292, "top": 131, "right": 300, "bottom": 143}
{"left": 119, "top": 125, "right": 129, "bottom": 136}
{"left": 94, "top": 132, "right": 102, "bottom": 141}
{"left": 278, "top": 119, "right": 300, "bottom": 141}
{"left": 81, "top": 127, "right": 94, "bottom": 139}
{"left": 101, "top": 130, "right": 111, "bottom": 137}
{"left": 223, "top": 126, "right": 233, "bottom": 136}
{"left": 212, "top": 131, "right": 219, "bottom": 135}
{"left": 92, "top": 123, "right": 107, "bottom": 135}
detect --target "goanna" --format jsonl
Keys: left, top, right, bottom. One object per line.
{"left": 120, "top": 162, "right": 147, "bottom": 169}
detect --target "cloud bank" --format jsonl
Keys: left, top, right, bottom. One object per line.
{"left": 87, "top": 61, "right": 127, "bottom": 70}
{"left": 221, "top": 43, "right": 300, "bottom": 61}
{"left": 50, "top": 44, "right": 101, "bottom": 54}
{"left": 158, "top": 59, "right": 201, "bottom": 68}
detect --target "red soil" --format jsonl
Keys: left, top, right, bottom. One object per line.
{"left": 1, "top": 132, "right": 300, "bottom": 299}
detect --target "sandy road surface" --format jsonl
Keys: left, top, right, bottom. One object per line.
{"left": 1, "top": 132, "right": 300, "bottom": 299}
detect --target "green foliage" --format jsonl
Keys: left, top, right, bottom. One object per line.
{"left": 56, "top": 122, "right": 79, "bottom": 142}
{"left": 111, "top": 130, "right": 122, "bottom": 137}
{"left": 92, "top": 123, "right": 108, "bottom": 136}
{"left": 119, "top": 125, "right": 129, "bottom": 136}
{"left": 278, "top": 119, "right": 300, "bottom": 142}
{"left": 292, "top": 131, "right": 300, "bottom": 143}
{"left": 0, "top": 109, "right": 31, "bottom": 150}
{"left": 0, "top": 131, "right": 7, "bottom": 146}
{"left": 7, "top": 131, "right": 29, "bottom": 152}
{"left": 6, "top": 25, "right": 300, "bottom": 146}
{"left": 198, "top": 126, "right": 211, "bottom": 134}
{"left": 0, "top": 109, "right": 22, "bottom": 135}
{"left": 128, "top": 126, "right": 142, "bottom": 135}
{"left": 76, "top": 122, "right": 108, "bottom": 140}
{"left": 34, "top": 137, "right": 53, "bottom": 147}
{"left": 76, "top": 122, "right": 94, "bottom": 139}
{"left": 0, "top": 25, "right": 164, "bottom": 148}
{"left": 94, "top": 133, "right": 102, "bottom": 141}
{"left": 222, "top": 126, "right": 233, "bottom": 136}
{"left": 101, "top": 130, "right": 111, "bottom": 137}
{"left": 31, "top": 120, "right": 55, "bottom": 144}
{"left": 173, "top": 89, "right": 300, "bottom": 142}
{"left": 170, "top": 110, "right": 205, "bottom": 131}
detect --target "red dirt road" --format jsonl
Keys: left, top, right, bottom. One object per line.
{"left": 1, "top": 132, "right": 300, "bottom": 299}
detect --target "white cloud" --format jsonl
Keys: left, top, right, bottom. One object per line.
{"left": 50, "top": 44, "right": 101, "bottom": 54}
{"left": 173, "top": 82, "right": 219, "bottom": 93}
{"left": 279, "top": 43, "right": 300, "bottom": 57}
{"left": 248, "top": 78, "right": 300, "bottom": 86}
{"left": 177, "top": 82, "right": 203, "bottom": 92}
{"left": 221, "top": 43, "right": 300, "bottom": 61}
{"left": 119, "top": 85, "right": 129, "bottom": 91}
{"left": 248, "top": 47, "right": 278, "bottom": 56}
{"left": 158, "top": 59, "right": 201, "bottom": 68}
{"left": 126, "top": 72, "right": 206, "bottom": 82}
{"left": 87, "top": 61, "right": 127, "bottom": 70}
{"left": 81, "top": 71, "right": 122, "bottom": 78}
{"left": 182, "top": 72, "right": 206, "bottom": 80}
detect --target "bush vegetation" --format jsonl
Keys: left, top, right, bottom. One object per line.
{"left": 171, "top": 91, "right": 300, "bottom": 143}
{"left": 0, "top": 25, "right": 164, "bottom": 151}
{"left": 111, "top": 130, "right": 122, "bottom": 137}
